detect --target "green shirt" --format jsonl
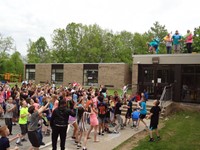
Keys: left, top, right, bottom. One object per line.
{"left": 18, "top": 107, "right": 28, "bottom": 124}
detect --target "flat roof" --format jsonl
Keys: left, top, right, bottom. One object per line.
{"left": 132, "top": 53, "right": 200, "bottom": 64}
{"left": 25, "top": 63, "right": 128, "bottom": 65}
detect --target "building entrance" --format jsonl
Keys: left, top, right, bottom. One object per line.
{"left": 138, "top": 65, "right": 174, "bottom": 99}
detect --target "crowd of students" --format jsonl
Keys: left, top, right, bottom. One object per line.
{"left": 0, "top": 81, "right": 161, "bottom": 150}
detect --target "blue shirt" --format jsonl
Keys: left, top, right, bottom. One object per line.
{"left": 140, "top": 101, "right": 147, "bottom": 115}
{"left": 132, "top": 111, "right": 140, "bottom": 119}
{"left": 172, "top": 34, "right": 182, "bottom": 45}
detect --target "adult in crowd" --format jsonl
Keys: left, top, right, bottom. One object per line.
{"left": 50, "top": 98, "right": 75, "bottom": 150}
{"left": 184, "top": 30, "right": 193, "bottom": 53}
{"left": 163, "top": 33, "right": 173, "bottom": 54}
{"left": 172, "top": 30, "right": 182, "bottom": 54}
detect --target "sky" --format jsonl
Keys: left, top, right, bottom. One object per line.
{"left": 0, "top": 0, "right": 200, "bottom": 55}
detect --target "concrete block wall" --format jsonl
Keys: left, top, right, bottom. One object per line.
{"left": 98, "top": 64, "right": 130, "bottom": 89}
{"left": 63, "top": 64, "right": 83, "bottom": 86}
{"left": 35, "top": 64, "right": 51, "bottom": 84}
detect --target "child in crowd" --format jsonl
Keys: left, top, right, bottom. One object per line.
{"left": 137, "top": 93, "right": 148, "bottom": 130}
{"left": 104, "top": 97, "right": 112, "bottom": 133}
{"left": 4, "top": 97, "right": 16, "bottom": 135}
{"left": 123, "top": 95, "right": 133, "bottom": 126}
{"left": 108, "top": 95, "right": 115, "bottom": 126}
{"left": 131, "top": 108, "right": 140, "bottom": 128}
{"left": 0, "top": 125, "right": 20, "bottom": 150}
{"left": 97, "top": 95, "right": 107, "bottom": 135}
{"left": 87, "top": 103, "right": 99, "bottom": 142}
{"left": 113, "top": 97, "right": 124, "bottom": 133}
{"left": 147, "top": 100, "right": 161, "bottom": 142}
{"left": 16, "top": 100, "right": 29, "bottom": 146}
{"left": 77, "top": 106, "right": 90, "bottom": 150}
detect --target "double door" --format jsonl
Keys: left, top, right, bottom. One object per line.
{"left": 138, "top": 65, "right": 174, "bottom": 99}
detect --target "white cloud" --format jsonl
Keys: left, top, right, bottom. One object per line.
{"left": 0, "top": 0, "right": 200, "bottom": 55}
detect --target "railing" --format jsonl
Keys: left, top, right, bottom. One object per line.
{"left": 160, "top": 84, "right": 173, "bottom": 109}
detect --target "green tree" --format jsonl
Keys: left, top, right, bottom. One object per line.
{"left": 51, "top": 28, "right": 70, "bottom": 63}
{"left": 27, "top": 37, "right": 51, "bottom": 63}
{"left": 0, "top": 34, "right": 15, "bottom": 74}
{"left": 132, "top": 32, "right": 149, "bottom": 54}
{"left": 8, "top": 51, "right": 24, "bottom": 75}
{"left": 193, "top": 27, "right": 200, "bottom": 53}
{"left": 148, "top": 21, "right": 168, "bottom": 53}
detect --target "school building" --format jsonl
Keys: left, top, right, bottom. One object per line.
{"left": 24, "top": 54, "right": 200, "bottom": 104}
{"left": 132, "top": 54, "right": 200, "bottom": 104}
{"left": 24, "top": 63, "right": 131, "bottom": 89}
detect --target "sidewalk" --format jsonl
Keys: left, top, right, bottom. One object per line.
{"left": 0, "top": 118, "right": 150, "bottom": 150}
{"left": 42, "top": 120, "right": 150, "bottom": 150}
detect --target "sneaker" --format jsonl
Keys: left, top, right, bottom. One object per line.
{"left": 101, "top": 131, "right": 104, "bottom": 136}
{"left": 157, "top": 136, "right": 161, "bottom": 141}
{"left": 82, "top": 148, "right": 87, "bottom": 150}
{"left": 40, "top": 142, "right": 45, "bottom": 146}
{"left": 71, "top": 136, "right": 76, "bottom": 139}
{"left": 149, "top": 138, "right": 154, "bottom": 142}
{"left": 21, "top": 138, "right": 27, "bottom": 142}
{"left": 113, "top": 130, "right": 119, "bottom": 134}
{"left": 107, "top": 130, "right": 112, "bottom": 134}
{"left": 77, "top": 144, "right": 81, "bottom": 149}
{"left": 16, "top": 142, "right": 23, "bottom": 146}
{"left": 74, "top": 141, "right": 78, "bottom": 145}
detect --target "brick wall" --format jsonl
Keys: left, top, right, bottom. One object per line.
{"left": 63, "top": 64, "right": 83, "bottom": 86}
{"left": 35, "top": 64, "right": 51, "bottom": 84}
{"left": 98, "top": 64, "right": 131, "bottom": 89}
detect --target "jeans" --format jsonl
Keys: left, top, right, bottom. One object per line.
{"left": 52, "top": 126, "right": 68, "bottom": 150}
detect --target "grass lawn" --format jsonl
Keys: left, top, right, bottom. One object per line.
{"left": 107, "top": 89, "right": 132, "bottom": 96}
{"left": 133, "top": 111, "right": 200, "bottom": 150}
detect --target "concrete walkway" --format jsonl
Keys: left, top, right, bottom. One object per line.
{"left": 41, "top": 121, "right": 149, "bottom": 150}
{"left": 0, "top": 118, "right": 150, "bottom": 150}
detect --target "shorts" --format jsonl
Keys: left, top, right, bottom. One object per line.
{"left": 28, "top": 130, "right": 40, "bottom": 147}
{"left": 153, "top": 45, "right": 158, "bottom": 50}
{"left": 139, "top": 114, "right": 146, "bottom": 119}
{"left": 68, "top": 116, "right": 76, "bottom": 125}
{"left": 98, "top": 115, "right": 106, "bottom": 124}
{"left": 105, "top": 117, "right": 110, "bottom": 123}
{"left": 149, "top": 124, "right": 158, "bottom": 130}
{"left": 19, "top": 124, "right": 28, "bottom": 135}
{"left": 125, "top": 112, "right": 132, "bottom": 119}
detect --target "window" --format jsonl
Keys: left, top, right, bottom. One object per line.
{"left": 83, "top": 64, "right": 98, "bottom": 86}
{"left": 51, "top": 65, "right": 63, "bottom": 82}
{"left": 25, "top": 65, "right": 35, "bottom": 80}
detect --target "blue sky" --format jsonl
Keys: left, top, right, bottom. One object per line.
{"left": 0, "top": 0, "right": 200, "bottom": 55}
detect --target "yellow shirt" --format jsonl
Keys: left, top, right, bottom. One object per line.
{"left": 18, "top": 107, "right": 28, "bottom": 124}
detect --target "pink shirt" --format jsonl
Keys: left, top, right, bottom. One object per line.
{"left": 185, "top": 34, "right": 193, "bottom": 43}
